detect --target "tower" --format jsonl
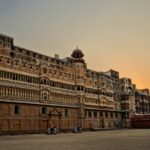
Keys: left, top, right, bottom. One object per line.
{"left": 71, "top": 47, "right": 86, "bottom": 127}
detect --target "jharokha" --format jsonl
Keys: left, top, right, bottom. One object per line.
{"left": 0, "top": 33, "right": 150, "bottom": 134}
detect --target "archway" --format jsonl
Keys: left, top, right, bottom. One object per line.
{"left": 48, "top": 108, "right": 62, "bottom": 131}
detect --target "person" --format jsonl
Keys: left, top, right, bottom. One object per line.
{"left": 73, "top": 127, "right": 78, "bottom": 133}
{"left": 78, "top": 126, "right": 83, "bottom": 133}
{"left": 47, "top": 128, "right": 51, "bottom": 135}
{"left": 52, "top": 127, "right": 57, "bottom": 134}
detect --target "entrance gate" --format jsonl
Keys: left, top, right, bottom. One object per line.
{"left": 48, "top": 109, "right": 62, "bottom": 131}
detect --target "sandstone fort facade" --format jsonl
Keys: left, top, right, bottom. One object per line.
{"left": 0, "top": 34, "right": 150, "bottom": 134}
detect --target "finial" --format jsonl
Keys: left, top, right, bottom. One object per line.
{"left": 76, "top": 45, "right": 78, "bottom": 49}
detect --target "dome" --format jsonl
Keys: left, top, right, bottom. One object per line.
{"left": 71, "top": 47, "right": 84, "bottom": 59}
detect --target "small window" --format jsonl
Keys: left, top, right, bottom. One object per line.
{"left": 43, "top": 68, "right": 47, "bottom": 74}
{"left": 45, "top": 57, "right": 48, "bottom": 61}
{"left": 105, "top": 112, "right": 108, "bottom": 118}
{"left": 85, "top": 111, "right": 87, "bottom": 117}
{"left": 64, "top": 108, "right": 68, "bottom": 117}
{"left": 94, "top": 111, "right": 97, "bottom": 118}
{"left": 42, "top": 107, "right": 47, "bottom": 114}
{"left": 77, "top": 86, "right": 80, "bottom": 91}
{"left": 14, "top": 105, "right": 20, "bottom": 115}
{"left": 33, "top": 53, "right": 36, "bottom": 57}
{"left": 26, "top": 51, "right": 30, "bottom": 55}
{"left": 110, "top": 112, "right": 113, "bottom": 118}
{"left": 7, "top": 59, "right": 11, "bottom": 64}
{"left": 88, "top": 111, "right": 92, "bottom": 118}
{"left": 43, "top": 79, "right": 47, "bottom": 84}
{"left": 43, "top": 93, "right": 48, "bottom": 100}
{"left": 14, "top": 61, "right": 19, "bottom": 66}
{"left": 100, "top": 112, "right": 103, "bottom": 117}
{"left": 19, "top": 49, "right": 23, "bottom": 53}
{"left": 10, "top": 52, "right": 15, "bottom": 58}
{"left": 23, "top": 63, "right": 26, "bottom": 68}
{"left": 30, "top": 65, "right": 33, "bottom": 69}
{"left": 12, "top": 74, "right": 16, "bottom": 80}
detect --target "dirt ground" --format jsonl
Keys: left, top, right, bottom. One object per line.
{"left": 0, "top": 129, "right": 150, "bottom": 150}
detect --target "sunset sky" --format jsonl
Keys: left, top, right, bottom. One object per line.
{"left": 0, "top": 0, "right": 150, "bottom": 89}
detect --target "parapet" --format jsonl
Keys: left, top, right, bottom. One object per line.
{"left": 0, "top": 33, "right": 14, "bottom": 47}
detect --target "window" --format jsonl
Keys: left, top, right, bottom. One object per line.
{"left": 121, "top": 95, "right": 129, "bottom": 101}
{"left": 26, "top": 51, "right": 30, "bottom": 55}
{"left": 14, "top": 105, "right": 20, "bottom": 115}
{"left": 15, "top": 61, "right": 19, "bottom": 66}
{"left": 115, "top": 113, "right": 118, "bottom": 118}
{"left": 43, "top": 93, "right": 48, "bottom": 99}
{"left": 64, "top": 108, "right": 68, "bottom": 117}
{"left": 88, "top": 111, "right": 92, "bottom": 118}
{"left": 23, "top": 63, "right": 26, "bottom": 68}
{"left": 77, "top": 86, "right": 80, "bottom": 91}
{"left": 7, "top": 59, "right": 11, "bottom": 64}
{"left": 100, "top": 112, "right": 103, "bottom": 117}
{"left": 45, "top": 57, "right": 48, "bottom": 61}
{"left": 43, "top": 79, "right": 47, "bottom": 84}
{"left": 32, "top": 52, "right": 36, "bottom": 57}
{"left": 94, "top": 111, "right": 97, "bottom": 118}
{"left": 85, "top": 111, "right": 87, "bottom": 117}
{"left": 105, "top": 112, "right": 108, "bottom": 118}
{"left": 10, "top": 51, "right": 15, "bottom": 58}
{"left": 43, "top": 68, "right": 47, "bottom": 74}
{"left": 12, "top": 74, "right": 16, "bottom": 80}
{"left": 42, "top": 107, "right": 47, "bottom": 114}
{"left": 30, "top": 65, "right": 33, "bottom": 69}
{"left": 110, "top": 112, "right": 113, "bottom": 118}
{"left": 42, "top": 92, "right": 49, "bottom": 100}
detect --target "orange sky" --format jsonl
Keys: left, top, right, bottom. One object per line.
{"left": 1, "top": 0, "right": 150, "bottom": 89}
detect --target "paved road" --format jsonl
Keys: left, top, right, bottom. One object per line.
{"left": 0, "top": 129, "right": 150, "bottom": 150}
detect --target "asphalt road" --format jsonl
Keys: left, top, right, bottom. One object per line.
{"left": 0, "top": 129, "right": 150, "bottom": 150}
